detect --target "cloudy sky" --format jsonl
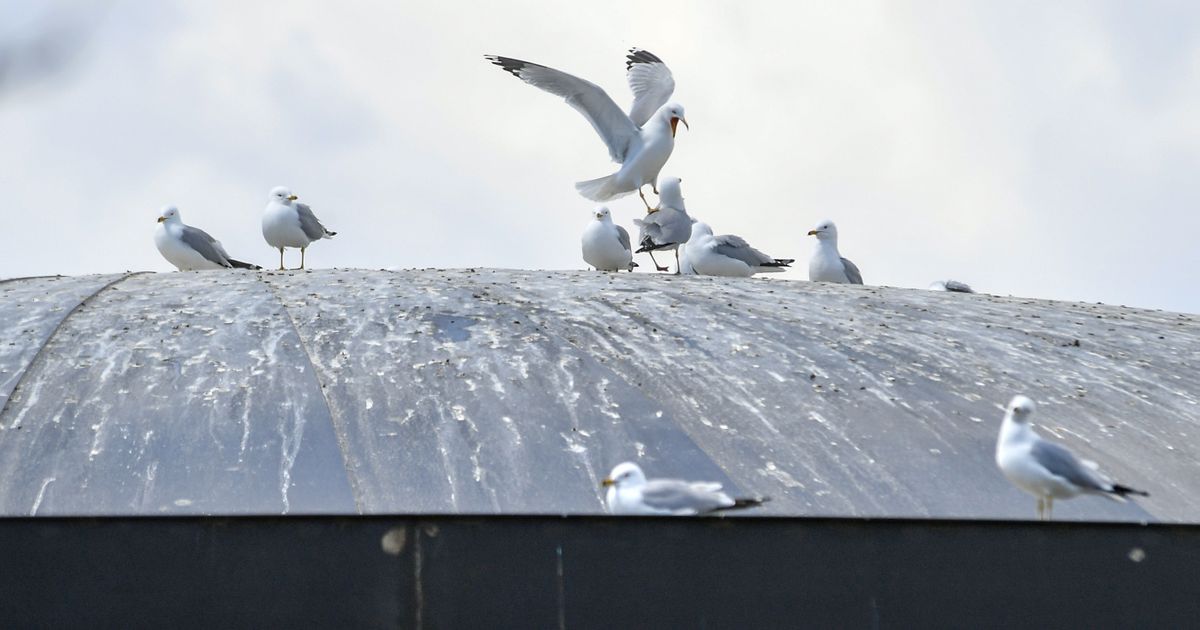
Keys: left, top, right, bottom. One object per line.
{"left": 2, "top": 1, "right": 1198, "bottom": 313}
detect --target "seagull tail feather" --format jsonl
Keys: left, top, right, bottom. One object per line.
{"left": 228, "top": 259, "right": 263, "bottom": 271}
{"left": 713, "top": 496, "right": 771, "bottom": 514}
{"left": 1110, "top": 483, "right": 1149, "bottom": 499}
{"left": 575, "top": 174, "right": 633, "bottom": 202}
{"left": 755, "top": 259, "right": 794, "bottom": 272}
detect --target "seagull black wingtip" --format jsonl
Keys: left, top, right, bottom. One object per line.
{"left": 625, "top": 48, "right": 665, "bottom": 70}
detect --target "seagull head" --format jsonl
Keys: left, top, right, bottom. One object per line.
{"left": 688, "top": 221, "right": 713, "bottom": 242}
{"left": 657, "top": 176, "right": 684, "bottom": 210}
{"left": 157, "top": 206, "right": 180, "bottom": 224}
{"left": 807, "top": 220, "right": 838, "bottom": 241}
{"left": 661, "top": 102, "right": 689, "bottom": 137}
{"left": 270, "top": 186, "right": 298, "bottom": 205}
{"left": 601, "top": 462, "right": 647, "bottom": 489}
{"left": 593, "top": 206, "right": 613, "bottom": 222}
{"left": 1006, "top": 395, "right": 1036, "bottom": 423}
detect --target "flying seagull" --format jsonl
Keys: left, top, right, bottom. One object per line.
{"left": 995, "top": 395, "right": 1148, "bottom": 520}
{"left": 633, "top": 176, "right": 694, "bottom": 272}
{"left": 807, "top": 220, "right": 863, "bottom": 284}
{"left": 602, "top": 462, "right": 767, "bottom": 516}
{"left": 581, "top": 207, "right": 637, "bottom": 272}
{"left": 154, "top": 206, "right": 260, "bottom": 271}
{"left": 485, "top": 48, "right": 688, "bottom": 211}
{"left": 261, "top": 186, "right": 337, "bottom": 271}
{"left": 685, "top": 222, "right": 793, "bottom": 277}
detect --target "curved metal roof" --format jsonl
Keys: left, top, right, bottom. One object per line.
{"left": 0, "top": 270, "right": 1196, "bottom": 520}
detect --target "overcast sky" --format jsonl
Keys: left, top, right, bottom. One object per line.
{"left": 2, "top": 1, "right": 1198, "bottom": 313}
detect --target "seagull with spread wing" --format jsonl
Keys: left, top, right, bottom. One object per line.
{"left": 485, "top": 48, "right": 688, "bottom": 211}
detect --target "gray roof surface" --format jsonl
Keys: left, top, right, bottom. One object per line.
{"left": 0, "top": 269, "right": 1196, "bottom": 521}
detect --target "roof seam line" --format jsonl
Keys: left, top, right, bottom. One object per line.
{"left": 0, "top": 271, "right": 150, "bottom": 425}
{"left": 259, "top": 274, "right": 367, "bottom": 514}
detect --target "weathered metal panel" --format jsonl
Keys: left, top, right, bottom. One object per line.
{"left": 0, "top": 274, "right": 127, "bottom": 409}
{"left": 261, "top": 270, "right": 734, "bottom": 513}
{"left": 0, "top": 272, "right": 355, "bottom": 515}
{"left": 0, "top": 269, "right": 1196, "bottom": 520}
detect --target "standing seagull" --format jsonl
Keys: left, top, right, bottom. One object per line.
{"left": 485, "top": 48, "right": 688, "bottom": 210}
{"left": 685, "top": 222, "right": 793, "bottom": 278}
{"left": 154, "top": 206, "right": 260, "bottom": 271}
{"left": 995, "top": 395, "right": 1148, "bottom": 520}
{"left": 602, "top": 462, "right": 767, "bottom": 516}
{"left": 581, "top": 207, "right": 637, "bottom": 272}
{"left": 261, "top": 186, "right": 337, "bottom": 271}
{"left": 807, "top": 220, "right": 863, "bottom": 284}
{"left": 633, "top": 176, "right": 694, "bottom": 272}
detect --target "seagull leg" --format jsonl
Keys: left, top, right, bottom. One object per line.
{"left": 638, "top": 187, "right": 656, "bottom": 213}
{"left": 1036, "top": 497, "right": 1044, "bottom": 521}
{"left": 674, "top": 249, "right": 681, "bottom": 275}
{"left": 299, "top": 247, "right": 306, "bottom": 270}
{"left": 278, "top": 248, "right": 285, "bottom": 271}
{"left": 647, "top": 250, "right": 668, "bottom": 272}
{"left": 1047, "top": 497, "right": 1054, "bottom": 521}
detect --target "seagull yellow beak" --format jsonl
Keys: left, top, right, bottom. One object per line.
{"left": 670, "top": 116, "right": 689, "bottom": 137}
{"left": 287, "top": 194, "right": 298, "bottom": 201}
{"left": 157, "top": 216, "right": 166, "bottom": 223}
{"left": 807, "top": 230, "right": 819, "bottom": 236}
{"left": 601, "top": 478, "right": 615, "bottom": 487}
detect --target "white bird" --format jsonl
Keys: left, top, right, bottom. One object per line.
{"left": 807, "top": 220, "right": 862, "bottom": 284}
{"left": 261, "top": 186, "right": 337, "bottom": 271}
{"left": 633, "top": 176, "right": 694, "bottom": 273}
{"left": 995, "top": 395, "right": 1148, "bottom": 520}
{"left": 602, "top": 462, "right": 767, "bottom": 516}
{"left": 928, "top": 280, "right": 975, "bottom": 293}
{"left": 685, "top": 222, "right": 793, "bottom": 278}
{"left": 485, "top": 49, "right": 688, "bottom": 211}
{"left": 581, "top": 207, "right": 637, "bottom": 272}
{"left": 154, "top": 206, "right": 260, "bottom": 271}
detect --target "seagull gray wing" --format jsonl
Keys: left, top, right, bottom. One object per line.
{"left": 659, "top": 210, "right": 695, "bottom": 246}
{"left": 616, "top": 225, "right": 632, "bottom": 252}
{"left": 840, "top": 257, "right": 863, "bottom": 284}
{"left": 625, "top": 48, "right": 675, "bottom": 127}
{"left": 486, "top": 55, "right": 641, "bottom": 163}
{"left": 639, "top": 479, "right": 731, "bottom": 514}
{"left": 1030, "top": 440, "right": 1108, "bottom": 492}
{"left": 943, "top": 280, "right": 974, "bottom": 293}
{"left": 296, "top": 203, "right": 333, "bottom": 240}
{"left": 713, "top": 234, "right": 774, "bottom": 267}
{"left": 179, "top": 226, "right": 233, "bottom": 268}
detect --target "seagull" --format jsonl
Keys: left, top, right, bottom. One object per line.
{"left": 807, "top": 220, "right": 862, "bottom": 284}
{"left": 602, "top": 462, "right": 767, "bottom": 516}
{"left": 633, "top": 176, "right": 694, "bottom": 272}
{"left": 582, "top": 207, "right": 637, "bottom": 272}
{"left": 261, "top": 186, "right": 337, "bottom": 271}
{"left": 685, "top": 222, "right": 793, "bottom": 277}
{"left": 995, "top": 395, "right": 1148, "bottom": 520}
{"left": 485, "top": 48, "right": 688, "bottom": 211}
{"left": 929, "top": 280, "right": 976, "bottom": 293}
{"left": 154, "top": 206, "right": 260, "bottom": 271}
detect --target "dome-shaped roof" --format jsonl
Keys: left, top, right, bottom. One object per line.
{"left": 0, "top": 269, "right": 1196, "bottom": 520}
